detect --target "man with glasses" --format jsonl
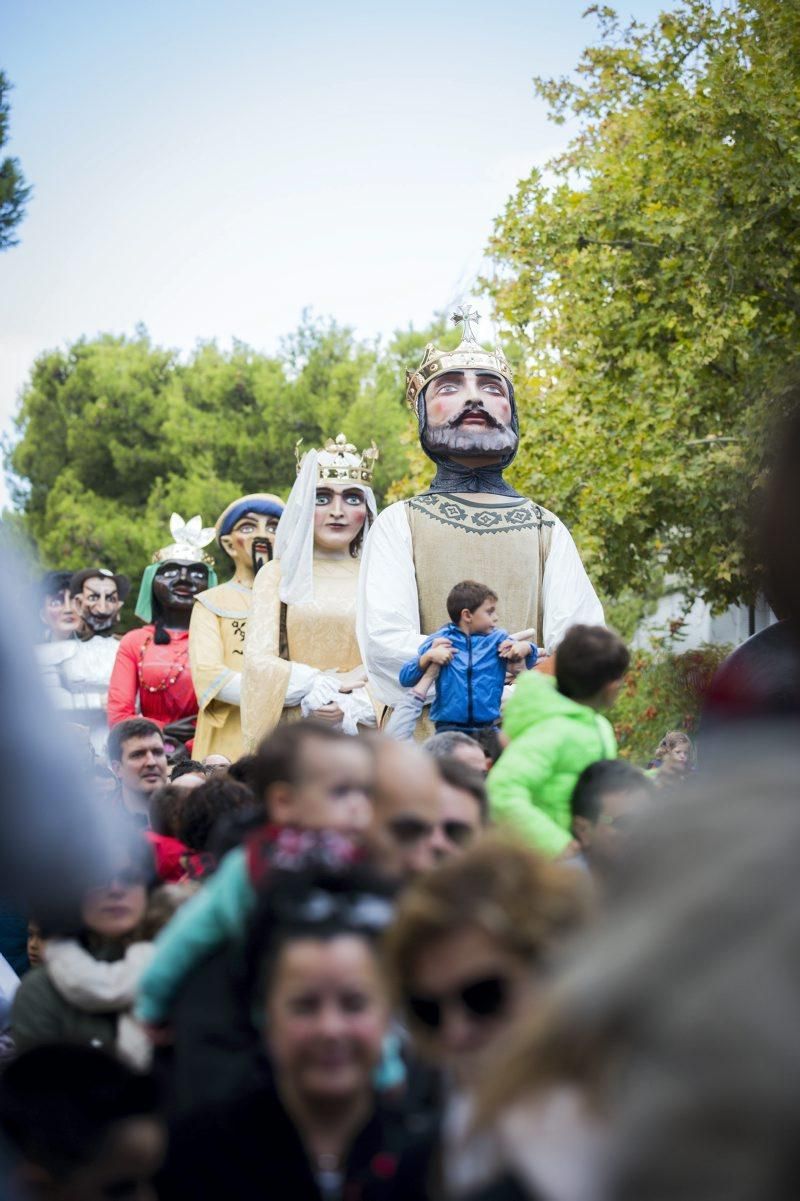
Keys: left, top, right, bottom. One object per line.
{"left": 367, "top": 739, "right": 484, "bottom": 878}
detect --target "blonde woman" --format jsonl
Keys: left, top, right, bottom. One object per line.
{"left": 384, "top": 836, "right": 586, "bottom": 1198}
{"left": 647, "top": 730, "right": 693, "bottom": 785}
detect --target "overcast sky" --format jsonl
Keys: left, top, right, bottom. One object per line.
{"left": 1, "top": 0, "right": 667, "bottom": 504}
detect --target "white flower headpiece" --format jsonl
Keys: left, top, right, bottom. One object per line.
{"left": 152, "top": 513, "right": 217, "bottom": 565}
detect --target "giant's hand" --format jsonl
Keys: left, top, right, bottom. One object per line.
{"left": 310, "top": 702, "right": 346, "bottom": 725}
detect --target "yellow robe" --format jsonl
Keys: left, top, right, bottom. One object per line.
{"left": 189, "top": 581, "right": 252, "bottom": 761}
{"left": 241, "top": 555, "right": 367, "bottom": 751}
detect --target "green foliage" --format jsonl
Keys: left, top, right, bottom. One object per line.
{"left": 0, "top": 72, "right": 31, "bottom": 250}
{"left": 613, "top": 643, "right": 730, "bottom": 762}
{"left": 601, "top": 575, "right": 663, "bottom": 643}
{"left": 484, "top": 0, "right": 800, "bottom": 610}
{"left": 5, "top": 316, "right": 444, "bottom": 597}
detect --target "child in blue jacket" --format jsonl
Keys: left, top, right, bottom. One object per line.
{"left": 391, "top": 580, "right": 537, "bottom": 738}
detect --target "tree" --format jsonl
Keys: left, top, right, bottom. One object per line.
{"left": 484, "top": 0, "right": 800, "bottom": 610}
{"left": 5, "top": 316, "right": 443, "bottom": 611}
{"left": 0, "top": 72, "right": 31, "bottom": 250}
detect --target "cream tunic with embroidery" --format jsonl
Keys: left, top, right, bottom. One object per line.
{"left": 189, "top": 581, "right": 252, "bottom": 761}
{"left": 357, "top": 493, "right": 605, "bottom": 709}
{"left": 407, "top": 492, "right": 554, "bottom": 638}
{"left": 241, "top": 555, "right": 369, "bottom": 751}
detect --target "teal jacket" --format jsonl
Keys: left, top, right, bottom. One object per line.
{"left": 487, "top": 672, "right": 617, "bottom": 855}
{"left": 135, "top": 845, "right": 405, "bottom": 1091}
{"left": 136, "top": 848, "right": 253, "bottom": 1026}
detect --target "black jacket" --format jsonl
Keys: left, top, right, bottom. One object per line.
{"left": 158, "top": 1084, "right": 428, "bottom": 1201}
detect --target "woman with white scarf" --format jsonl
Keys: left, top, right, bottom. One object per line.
{"left": 241, "top": 434, "right": 379, "bottom": 748}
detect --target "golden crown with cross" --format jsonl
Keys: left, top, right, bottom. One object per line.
{"left": 405, "top": 306, "right": 513, "bottom": 412}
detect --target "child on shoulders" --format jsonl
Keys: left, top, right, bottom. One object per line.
{"left": 487, "top": 623, "right": 630, "bottom": 857}
{"left": 389, "top": 580, "right": 538, "bottom": 740}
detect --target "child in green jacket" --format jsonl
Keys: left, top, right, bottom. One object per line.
{"left": 487, "top": 625, "right": 630, "bottom": 856}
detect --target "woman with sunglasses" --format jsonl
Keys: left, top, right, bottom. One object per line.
{"left": 11, "top": 834, "right": 156, "bottom": 1060}
{"left": 160, "top": 866, "right": 427, "bottom": 1201}
{"left": 384, "top": 837, "right": 585, "bottom": 1198}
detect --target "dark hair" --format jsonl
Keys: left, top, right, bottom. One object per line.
{"left": 246, "top": 866, "right": 396, "bottom": 1003}
{"left": 150, "top": 567, "right": 171, "bottom": 646}
{"left": 423, "top": 730, "right": 484, "bottom": 760}
{"left": 177, "top": 776, "right": 253, "bottom": 853}
{"left": 68, "top": 568, "right": 131, "bottom": 602}
{"left": 349, "top": 506, "right": 373, "bottom": 559}
{"left": 227, "top": 753, "right": 260, "bottom": 792}
{"left": 149, "top": 783, "right": 189, "bottom": 838}
{"left": 39, "top": 570, "right": 73, "bottom": 604}
{"left": 170, "top": 758, "right": 207, "bottom": 782}
{"left": 206, "top": 804, "right": 265, "bottom": 859}
{"left": 436, "top": 755, "right": 489, "bottom": 824}
{"left": 0, "top": 1045, "right": 158, "bottom": 1176}
{"left": 107, "top": 717, "right": 164, "bottom": 765}
{"left": 471, "top": 725, "right": 503, "bottom": 765}
{"left": 446, "top": 580, "right": 498, "bottom": 624}
{"left": 252, "top": 721, "right": 368, "bottom": 812}
{"left": 555, "top": 625, "right": 630, "bottom": 701}
{"left": 571, "top": 759, "right": 653, "bottom": 825}
{"left": 39, "top": 828, "right": 156, "bottom": 939}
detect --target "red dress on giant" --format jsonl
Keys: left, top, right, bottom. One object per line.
{"left": 107, "top": 626, "right": 197, "bottom": 728}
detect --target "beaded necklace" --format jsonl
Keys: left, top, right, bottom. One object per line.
{"left": 137, "top": 632, "right": 187, "bottom": 694}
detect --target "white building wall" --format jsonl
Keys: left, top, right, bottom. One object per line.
{"left": 632, "top": 589, "right": 775, "bottom": 652}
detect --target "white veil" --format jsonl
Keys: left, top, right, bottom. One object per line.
{"left": 274, "top": 449, "right": 377, "bottom": 606}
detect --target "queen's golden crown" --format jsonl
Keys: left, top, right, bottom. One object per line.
{"left": 405, "top": 306, "right": 513, "bottom": 411}
{"left": 295, "top": 433, "right": 379, "bottom": 483}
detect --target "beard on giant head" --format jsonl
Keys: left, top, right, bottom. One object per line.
{"left": 250, "top": 535, "right": 273, "bottom": 576}
{"left": 420, "top": 396, "right": 519, "bottom": 466}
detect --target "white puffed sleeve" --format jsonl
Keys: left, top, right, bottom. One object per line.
{"left": 541, "top": 520, "right": 605, "bottom": 651}
{"left": 356, "top": 502, "right": 427, "bottom": 708}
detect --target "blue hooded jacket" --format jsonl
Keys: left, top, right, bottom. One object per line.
{"left": 399, "top": 623, "right": 537, "bottom": 727}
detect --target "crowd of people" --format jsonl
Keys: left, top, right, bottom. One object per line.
{"left": 0, "top": 313, "right": 793, "bottom": 1201}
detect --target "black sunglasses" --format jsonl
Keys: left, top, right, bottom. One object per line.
{"left": 441, "top": 820, "right": 475, "bottom": 847}
{"left": 406, "top": 974, "right": 509, "bottom": 1031}
{"left": 387, "top": 817, "right": 475, "bottom": 847}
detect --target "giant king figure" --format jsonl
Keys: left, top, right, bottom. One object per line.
{"left": 357, "top": 307, "right": 604, "bottom": 715}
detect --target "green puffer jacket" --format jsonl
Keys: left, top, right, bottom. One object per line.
{"left": 487, "top": 671, "right": 617, "bottom": 856}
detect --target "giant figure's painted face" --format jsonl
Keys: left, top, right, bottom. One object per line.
{"left": 421, "top": 369, "right": 518, "bottom": 461}
{"left": 151, "top": 561, "right": 209, "bottom": 613}
{"left": 73, "top": 575, "right": 124, "bottom": 634}
{"left": 313, "top": 482, "right": 368, "bottom": 553}
{"left": 221, "top": 511, "right": 280, "bottom": 577}
{"left": 41, "top": 587, "right": 81, "bottom": 640}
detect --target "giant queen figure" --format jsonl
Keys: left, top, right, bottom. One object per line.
{"left": 357, "top": 307, "right": 604, "bottom": 714}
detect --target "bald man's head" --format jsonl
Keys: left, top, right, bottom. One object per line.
{"left": 366, "top": 737, "right": 452, "bottom": 879}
